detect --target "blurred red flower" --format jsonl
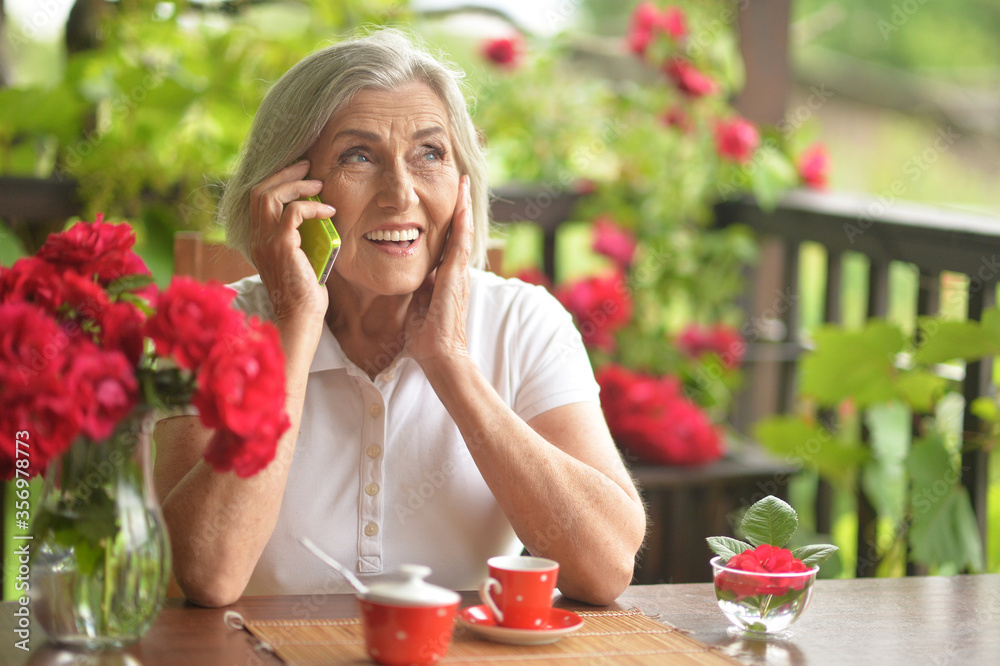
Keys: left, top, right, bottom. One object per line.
{"left": 0, "top": 302, "right": 78, "bottom": 477}
{"left": 676, "top": 323, "right": 745, "bottom": 369}
{"left": 196, "top": 322, "right": 289, "bottom": 477}
{"left": 65, "top": 341, "right": 138, "bottom": 441}
{"left": 660, "top": 104, "right": 694, "bottom": 133}
{"left": 798, "top": 143, "right": 830, "bottom": 189}
{"left": 664, "top": 58, "right": 718, "bottom": 97}
{"left": 591, "top": 216, "right": 637, "bottom": 269}
{"left": 596, "top": 364, "right": 723, "bottom": 466}
{"left": 714, "top": 117, "right": 760, "bottom": 164}
{"left": 555, "top": 272, "right": 632, "bottom": 352}
{"left": 481, "top": 35, "right": 525, "bottom": 69}
{"left": 627, "top": 3, "right": 688, "bottom": 56}
{"left": 145, "top": 276, "right": 243, "bottom": 370}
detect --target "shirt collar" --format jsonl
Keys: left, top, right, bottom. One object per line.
{"left": 309, "top": 324, "right": 349, "bottom": 374}
{"left": 309, "top": 324, "right": 412, "bottom": 379}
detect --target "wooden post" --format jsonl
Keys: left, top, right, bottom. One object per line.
{"left": 735, "top": 0, "right": 792, "bottom": 125}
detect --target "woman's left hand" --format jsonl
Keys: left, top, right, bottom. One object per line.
{"left": 404, "top": 175, "right": 473, "bottom": 365}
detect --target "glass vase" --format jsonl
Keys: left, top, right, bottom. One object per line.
{"left": 29, "top": 406, "right": 172, "bottom": 650}
{"left": 711, "top": 555, "right": 818, "bottom": 639}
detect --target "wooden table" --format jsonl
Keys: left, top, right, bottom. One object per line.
{"left": 2, "top": 575, "right": 998, "bottom": 665}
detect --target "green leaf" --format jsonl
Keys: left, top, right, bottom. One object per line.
{"left": 741, "top": 496, "right": 798, "bottom": 548}
{"left": 907, "top": 434, "right": 985, "bottom": 572}
{"left": 107, "top": 273, "right": 155, "bottom": 296}
{"left": 861, "top": 402, "right": 910, "bottom": 523}
{"left": 753, "top": 415, "right": 869, "bottom": 486}
{"left": 970, "top": 396, "right": 999, "bottom": 424}
{"left": 749, "top": 145, "right": 798, "bottom": 211}
{"left": 894, "top": 370, "right": 949, "bottom": 413}
{"left": 907, "top": 433, "right": 954, "bottom": 488}
{"left": 706, "top": 536, "right": 753, "bottom": 561}
{"left": 800, "top": 321, "right": 905, "bottom": 408}
{"left": 909, "top": 486, "right": 984, "bottom": 573}
{"left": 791, "top": 543, "right": 840, "bottom": 567}
{"left": 865, "top": 402, "right": 910, "bottom": 463}
{"left": 914, "top": 308, "right": 1000, "bottom": 364}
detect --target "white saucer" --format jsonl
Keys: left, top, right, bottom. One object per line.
{"left": 457, "top": 605, "right": 584, "bottom": 646}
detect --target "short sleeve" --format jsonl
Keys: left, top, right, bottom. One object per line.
{"left": 228, "top": 275, "right": 274, "bottom": 321}
{"left": 509, "top": 283, "right": 600, "bottom": 422}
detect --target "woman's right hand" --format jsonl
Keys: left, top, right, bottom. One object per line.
{"left": 248, "top": 160, "right": 335, "bottom": 325}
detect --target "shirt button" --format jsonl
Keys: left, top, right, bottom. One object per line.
{"left": 365, "top": 483, "right": 380, "bottom": 496}
{"left": 384, "top": 371, "right": 395, "bottom": 382}
{"left": 364, "top": 522, "right": 379, "bottom": 537}
{"left": 369, "top": 404, "right": 383, "bottom": 418}
{"left": 367, "top": 444, "right": 382, "bottom": 458}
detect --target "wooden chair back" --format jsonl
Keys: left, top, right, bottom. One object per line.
{"left": 173, "top": 231, "right": 257, "bottom": 283}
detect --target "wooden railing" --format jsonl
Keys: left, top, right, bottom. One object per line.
{"left": 715, "top": 189, "right": 998, "bottom": 575}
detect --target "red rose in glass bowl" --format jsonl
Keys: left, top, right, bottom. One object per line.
{"left": 707, "top": 496, "right": 836, "bottom": 639}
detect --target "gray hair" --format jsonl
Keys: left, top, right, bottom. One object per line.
{"left": 218, "top": 28, "right": 489, "bottom": 269}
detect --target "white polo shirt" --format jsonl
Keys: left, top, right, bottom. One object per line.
{"left": 230, "top": 269, "right": 600, "bottom": 596}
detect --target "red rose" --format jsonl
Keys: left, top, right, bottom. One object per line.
{"left": 627, "top": 3, "right": 688, "bottom": 56}
{"left": 717, "top": 544, "right": 812, "bottom": 599}
{"left": 554, "top": 272, "right": 632, "bottom": 352}
{"left": 194, "top": 320, "right": 289, "bottom": 477}
{"left": 0, "top": 303, "right": 80, "bottom": 478}
{"left": 100, "top": 301, "right": 147, "bottom": 366}
{"left": 677, "top": 323, "right": 744, "bottom": 369}
{"left": 591, "top": 216, "right": 637, "bottom": 269}
{"left": 58, "top": 270, "right": 112, "bottom": 325}
{"left": 65, "top": 340, "right": 139, "bottom": 441}
{"left": 145, "top": 276, "right": 243, "bottom": 369}
{"left": 663, "top": 58, "right": 718, "bottom": 97}
{"left": 798, "top": 143, "right": 830, "bottom": 190}
{"left": 481, "top": 35, "right": 524, "bottom": 69}
{"left": 37, "top": 219, "right": 151, "bottom": 288}
{"left": 714, "top": 117, "right": 760, "bottom": 164}
{"left": 596, "top": 364, "right": 723, "bottom": 466}
{"left": 0, "top": 256, "right": 114, "bottom": 330}
{"left": 0, "top": 257, "right": 65, "bottom": 310}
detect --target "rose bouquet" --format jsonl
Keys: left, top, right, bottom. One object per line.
{"left": 707, "top": 495, "right": 838, "bottom": 637}
{"left": 0, "top": 216, "right": 288, "bottom": 647}
{"left": 0, "top": 216, "right": 289, "bottom": 479}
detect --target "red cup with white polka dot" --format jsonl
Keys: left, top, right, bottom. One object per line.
{"left": 359, "top": 564, "right": 460, "bottom": 665}
{"left": 479, "top": 555, "right": 560, "bottom": 629}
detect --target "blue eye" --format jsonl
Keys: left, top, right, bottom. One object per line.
{"left": 422, "top": 146, "right": 445, "bottom": 161}
{"left": 342, "top": 148, "right": 369, "bottom": 163}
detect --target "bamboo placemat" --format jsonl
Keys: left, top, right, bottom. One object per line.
{"left": 240, "top": 608, "right": 741, "bottom": 665}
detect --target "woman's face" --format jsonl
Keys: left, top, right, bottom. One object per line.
{"left": 304, "top": 81, "right": 461, "bottom": 299}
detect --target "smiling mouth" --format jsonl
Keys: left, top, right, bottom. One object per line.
{"left": 364, "top": 228, "right": 420, "bottom": 248}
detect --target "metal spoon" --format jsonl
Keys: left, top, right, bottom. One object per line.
{"left": 300, "top": 536, "right": 369, "bottom": 597}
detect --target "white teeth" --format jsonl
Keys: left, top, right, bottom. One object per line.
{"left": 365, "top": 229, "right": 419, "bottom": 242}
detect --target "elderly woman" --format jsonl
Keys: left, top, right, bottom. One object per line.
{"left": 154, "top": 29, "right": 645, "bottom": 608}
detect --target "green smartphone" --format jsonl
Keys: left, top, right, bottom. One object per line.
{"left": 299, "top": 195, "right": 340, "bottom": 285}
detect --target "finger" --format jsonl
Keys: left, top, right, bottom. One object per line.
{"left": 250, "top": 161, "right": 322, "bottom": 226}
{"left": 441, "top": 175, "right": 473, "bottom": 269}
{"left": 251, "top": 160, "right": 312, "bottom": 203}
{"left": 257, "top": 179, "right": 325, "bottom": 227}
{"left": 281, "top": 199, "right": 337, "bottom": 235}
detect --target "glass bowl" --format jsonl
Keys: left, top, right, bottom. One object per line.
{"left": 710, "top": 555, "right": 818, "bottom": 639}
